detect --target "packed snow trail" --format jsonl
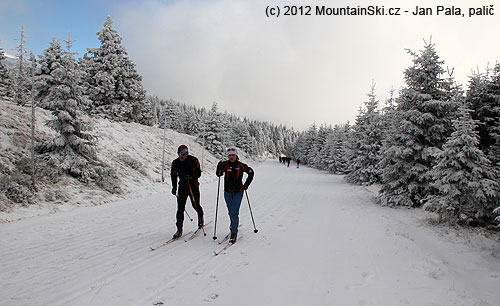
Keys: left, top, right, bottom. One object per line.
{"left": 1, "top": 161, "right": 499, "bottom": 306}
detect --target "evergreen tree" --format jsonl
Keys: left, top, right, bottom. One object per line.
{"left": 467, "top": 65, "right": 500, "bottom": 167}
{"left": 326, "top": 123, "right": 350, "bottom": 174}
{"left": 378, "top": 40, "right": 459, "bottom": 207}
{"left": 0, "top": 45, "right": 11, "bottom": 98}
{"left": 346, "top": 84, "right": 383, "bottom": 185}
{"left": 303, "top": 123, "right": 318, "bottom": 164}
{"left": 160, "top": 99, "right": 183, "bottom": 131}
{"left": 424, "top": 103, "right": 500, "bottom": 224}
{"left": 311, "top": 124, "right": 331, "bottom": 170}
{"left": 12, "top": 26, "right": 30, "bottom": 106}
{"left": 182, "top": 105, "right": 201, "bottom": 136}
{"left": 83, "top": 16, "right": 153, "bottom": 125}
{"left": 233, "top": 121, "right": 253, "bottom": 154}
{"left": 34, "top": 38, "right": 96, "bottom": 182}
{"left": 199, "top": 102, "right": 225, "bottom": 157}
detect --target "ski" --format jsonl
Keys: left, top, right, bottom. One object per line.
{"left": 150, "top": 230, "right": 194, "bottom": 251}
{"left": 214, "top": 236, "right": 240, "bottom": 256}
{"left": 214, "top": 242, "right": 234, "bottom": 256}
{"left": 185, "top": 221, "right": 212, "bottom": 242}
{"left": 218, "top": 233, "right": 231, "bottom": 244}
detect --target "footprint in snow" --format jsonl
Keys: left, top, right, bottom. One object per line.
{"left": 361, "top": 272, "right": 375, "bottom": 282}
{"left": 203, "top": 293, "right": 219, "bottom": 302}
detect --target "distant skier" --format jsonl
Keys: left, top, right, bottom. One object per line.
{"left": 216, "top": 147, "right": 254, "bottom": 243}
{"left": 170, "top": 145, "right": 204, "bottom": 239}
{"left": 296, "top": 159, "right": 300, "bottom": 168}
{"left": 287, "top": 157, "right": 290, "bottom": 168}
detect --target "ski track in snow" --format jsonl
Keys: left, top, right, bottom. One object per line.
{"left": 1, "top": 161, "right": 499, "bottom": 306}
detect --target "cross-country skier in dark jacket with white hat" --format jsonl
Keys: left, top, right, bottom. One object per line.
{"left": 216, "top": 146, "right": 254, "bottom": 243}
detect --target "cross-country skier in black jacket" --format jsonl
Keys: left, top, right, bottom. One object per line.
{"left": 171, "top": 145, "right": 204, "bottom": 239}
{"left": 216, "top": 146, "right": 254, "bottom": 243}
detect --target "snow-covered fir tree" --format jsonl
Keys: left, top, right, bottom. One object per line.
{"left": 378, "top": 40, "right": 459, "bottom": 207}
{"left": 272, "top": 125, "right": 286, "bottom": 155}
{"left": 345, "top": 84, "right": 383, "bottom": 185}
{"left": 160, "top": 99, "right": 183, "bottom": 131}
{"left": 34, "top": 38, "right": 98, "bottom": 182}
{"left": 424, "top": 102, "right": 500, "bottom": 224}
{"left": 182, "top": 104, "right": 201, "bottom": 136}
{"left": 12, "top": 26, "right": 30, "bottom": 106}
{"left": 199, "top": 102, "right": 226, "bottom": 158}
{"left": 311, "top": 124, "right": 331, "bottom": 170}
{"left": 325, "top": 123, "right": 350, "bottom": 174}
{"left": 236, "top": 120, "right": 260, "bottom": 156}
{"left": 82, "top": 16, "right": 153, "bottom": 125}
{"left": 466, "top": 65, "right": 500, "bottom": 167}
{"left": 0, "top": 45, "right": 11, "bottom": 99}
{"left": 295, "top": 123, "right": 318, "bottom": 165}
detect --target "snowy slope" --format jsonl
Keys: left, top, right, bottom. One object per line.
{"left": 1, "top": 161, "right": 499, "bottom": 306}
{"left": 0, "top": 98, "right": 240, "bottom": 222}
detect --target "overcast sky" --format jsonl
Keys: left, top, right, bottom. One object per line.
{"left": 2, "top": 0, "right": 499, "bottom": 130}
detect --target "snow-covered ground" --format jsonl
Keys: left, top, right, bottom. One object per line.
{"left": 1, "top": 160, "right": 499, "bottom": 306}
{"left": 0, "top": 98, "right": 232, "bottom": 222}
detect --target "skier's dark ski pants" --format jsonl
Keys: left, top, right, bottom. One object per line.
{"left": 176, "top": 187, "right": 203, "bottom": 229}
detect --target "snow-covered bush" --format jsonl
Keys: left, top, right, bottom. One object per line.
{"left": 0, "top": 158, "right": 35, "bottom": 208}
{"left": 118, "top": 153, "right": 147, "bottom": 176}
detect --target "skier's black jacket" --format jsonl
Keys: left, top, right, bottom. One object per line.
{"left": 216, "top": 160, "right": 254, "bottom": 193}
{"left": 171, "top": 155, "right": 201, "bottom": 192}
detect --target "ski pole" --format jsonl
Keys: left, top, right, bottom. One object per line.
{"left": 176, "top": 192, "right": 193, "bottom": 222}
{"left": 187, "top": 181, "right": 206, "bottom": 235}
{"left": 244, "top": 190, "right": 258, "bottom": 233}
{"left": 213, "top": 176, "right": 221, "bottom": 240}
{"left": 184, "top": 209, "right": 193, "bottom": 222}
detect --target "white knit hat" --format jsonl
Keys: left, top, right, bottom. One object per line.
{"left": 226, "top": 146, "right": 238, "bottom": 156}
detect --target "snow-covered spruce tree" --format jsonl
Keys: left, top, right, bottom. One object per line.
{"left": 495, "top": 206, "right": 500, "bottom": 224}
{"left": 12, "top": 26, "right": 30, "bottom": 106}
{"left": 467, "top": 65, "right": 500, "bottom": 167}
{"left": 82, "top": 16, "right": 153, "bottom": 125}
{"left": 324, "top": 123, "right": 350, "bottom": 174}
{"left": 198, "top": 102, "right": 226, "bottom": 158}
{"left": 272, "top": 125, "right": 286, "bottom": 155}
{"left": 424, "top": 102, "right": 500, "bottom": 225}
{"left": 179, "top": 104, "right": 200, "bottom": 136}
{"left": 249, "top": 120, "right": 269, "bottom": 156}
{"left": 378, "top": 40, "right": 459, "bottom": 207}
{"left": 0, "top": 45, "right": 11, "bottom": 99}
{"left": 311, "top": 125, "right": 331, "bottom": 170}
{"left": 297, "top": 123, "right": 318, "bottom": 165}
{"left": 345, "top": 84, "right": 383, "bottom": 185}
{"left": 232, "top": 121, "right": 253, "bottom": 154}
{"left": 34, "top": 39, "right": 120, "bottom": 192}
{"left": 160, "top": 99, "right": 183, "bottom": 132}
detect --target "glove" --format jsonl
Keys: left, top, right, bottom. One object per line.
{"left": 216, "top": 161, "right": 224, "bottom": 177}
{"left": 183, "top": 175, "right": 192, "bottom": 182}
{"left": 243, "top": 183, "right": 249, "bottom": 190}
{"left": 171, "top": 188, "right": 177, "bottom": 196}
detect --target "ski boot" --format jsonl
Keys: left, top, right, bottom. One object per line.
{"left": 229, "top": 233, "right": 237, "bottom": 243}
{"left": 172, "top": 228, "right": 183, "bottom": 239}
{"left": 198, "top": 216, "right": 204, "bottom": 229}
